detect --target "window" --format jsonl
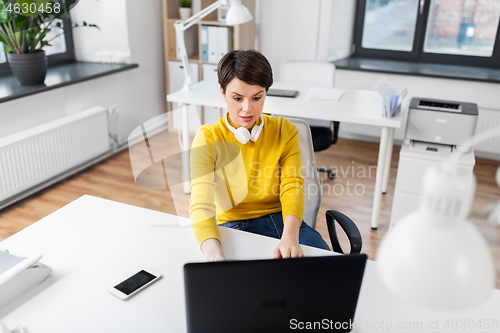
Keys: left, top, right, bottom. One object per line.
{"left": 0, "top": 43, "right": 5, "bottom": 64}
{"left": 0, "top": 15, "right": 75, "bottom": 77}
{"left": 353, "top": 0, "right": 500, "bottom": 68}
{"left": 43, "top": 19, "right": 68, "bottom": 57}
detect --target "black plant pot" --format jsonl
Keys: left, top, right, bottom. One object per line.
{"left": 7, "top": 50, "right": 48, "bottom": 86}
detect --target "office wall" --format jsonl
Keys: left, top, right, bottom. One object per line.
{"left": 255, "top": 0, "right": 322, "bottom": 79}
{"left": 71, "top": 0, "right": 131, "bottom": 63}
{"left": 0, "top": 0, "right": 166, "bottom": 144}
{"left": 255, "top": 0, "right": 346, "bottom": 78}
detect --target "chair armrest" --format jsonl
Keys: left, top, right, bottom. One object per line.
{"left": 325, "top": 210, "right": 362, "bottom": 254}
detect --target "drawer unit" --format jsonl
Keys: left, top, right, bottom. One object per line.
{"left": 390, "top": 143, "right": 475, "bottom": 227}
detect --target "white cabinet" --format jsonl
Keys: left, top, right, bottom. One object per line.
{"left": 390, "top": 143, "right": 476, "bottom": 227}
{"left": 168, "top": 61, "right": 202, "bottom": 132}
{"left": 201, "top": 64, "right": 226, "bottom": 125}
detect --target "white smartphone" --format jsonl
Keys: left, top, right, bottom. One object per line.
{"left": 109, "top": 269, "right": 162, "bottom": 300}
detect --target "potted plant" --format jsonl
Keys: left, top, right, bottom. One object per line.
{"left": 179, "top": 0, "right": 192, "bottom": 21}
{"left": 0, "top": 0, "right": 98, "bottom": 86}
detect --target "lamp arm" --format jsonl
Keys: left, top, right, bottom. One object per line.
{"left": 450, "top": 126, "right": 500, "bottom": 167}
{"left": 174, "top": 27, "right": 194, "bottom": 90}
{"left": 174, "top": 0, "right": 227, "bottom": 91}
{"left": 178, "top": 0, "right": 227, "bottom": 31}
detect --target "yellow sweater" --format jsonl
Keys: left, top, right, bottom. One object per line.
{"left": 189, "top": 114, "right": 304, "bottom": 247}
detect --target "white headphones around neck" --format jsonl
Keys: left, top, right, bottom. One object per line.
{"left": 225, "top": 113, "right": 264, "bottom": 144}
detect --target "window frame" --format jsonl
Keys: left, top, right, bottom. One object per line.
{"left": 353, "top": 0, "right": 500, "bottom": 69}
{"left": 0, "top": 15, "right": 75, "bottom": 77}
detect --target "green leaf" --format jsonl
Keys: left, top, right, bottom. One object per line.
{"left": 0, "top": 7, "right": 9, "bottom": 23}
{"left": 15, "top": 12, "right": 27, "bottom": 28}
{"left": 4, "top": 44, "right": 12, "bottom": 52}
{"left": 0, "top": 1, "right": 5, "bottom": 9}
{"left": 26, "top": 27, "right": 37, "bottom": 39}
{"left": 38, "top": 27, "right": 48, "bottom": 39}
{"left": 0, "top": 34, "right": 6, "bottom": 44}
{"left": 180, "top": 0, "right": 192, "bottom": 8}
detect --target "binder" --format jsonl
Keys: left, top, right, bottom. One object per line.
{"left": 217, "top": 27, "right": 233, "bottom": 62}
{"left": 208, "top": 26, "right": 219, "bottom": 63}
{"left": 201, "top": 25, "right": 209, "bottom": 62}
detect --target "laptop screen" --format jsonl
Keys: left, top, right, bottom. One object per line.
{"left": 184, "top": 254, "right": 367, "bottom": 333}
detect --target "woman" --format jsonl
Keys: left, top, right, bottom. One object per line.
{"left": 189, "top": 50, "right": 329, "bottom": 261}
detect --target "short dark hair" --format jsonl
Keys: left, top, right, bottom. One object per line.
{"left": 217, "top": 50, "right": 273, "bottom": 93}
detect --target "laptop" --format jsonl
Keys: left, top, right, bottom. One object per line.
{"left": 267, "top": 89, "right": 299, "bottom": 98}
{"left": 184, "top": 254, "right": 367, "bottom": 333}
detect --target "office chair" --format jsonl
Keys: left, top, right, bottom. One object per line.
{"left": 288, "top": 117, "right": 362, "bottom": 254}
{"left": 280, "top": 60, "right": 339, "bottom": 180}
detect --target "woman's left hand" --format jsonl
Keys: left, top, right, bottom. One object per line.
{"left": 273, "top": 214, "right": 304, "bottom": 258}
{"left": 273, "top": 236, "right": 304, "bottom": 259}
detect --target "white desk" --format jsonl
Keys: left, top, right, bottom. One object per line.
{"left": 1, "top": 196, "right": 499, "bottom": 332}
{"left": 167, "top": 80, "right": 407, "bottom": 229}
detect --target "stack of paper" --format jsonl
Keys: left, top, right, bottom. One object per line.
{"left": 372, "top": 78, "right": 407, "bottom": 117}
{"left": 306, "top": 88, "right": 345, "bottom": 102}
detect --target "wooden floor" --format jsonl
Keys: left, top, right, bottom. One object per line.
{"left": 1, "top": 130, "right": 500, "bottom": 288}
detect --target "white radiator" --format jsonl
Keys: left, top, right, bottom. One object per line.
{"left": 0, "top": 106, "right": 110, "bottom": 203}
{"left": 474, "top": 108, "right": 500, "bottom": 154}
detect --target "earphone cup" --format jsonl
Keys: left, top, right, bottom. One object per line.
{"left": 251, "top": 125, "right": 262, "bottom": 142}
{"left": 234, "top": 127, "right": 251, "bottom": 144}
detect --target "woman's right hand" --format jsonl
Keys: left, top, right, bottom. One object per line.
{"left": 201, "top": 238, "right": 226, "bottom": 262}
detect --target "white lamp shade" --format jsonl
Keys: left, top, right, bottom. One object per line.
{"left": 225, "top": 0, "right": 253, "bottom": 25}
{"left": 376, "top": 164, "right": 496, "bottom": 309}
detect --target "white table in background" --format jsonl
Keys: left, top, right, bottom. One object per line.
{"left": 1, "top": 196, "right": 498, "bottom": 332}
{"left": 167, "top": 79, "right": 407, "bottom": 229}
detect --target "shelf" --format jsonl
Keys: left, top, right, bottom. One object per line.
{"left": 0, "top": 62, "right": 138, "bottom": 104}
{"left": 168, "top": 53, "right": 200, "bottom": 62}
{"left": 334, "top": 57, "right": 500, "bottom": 84}
{"left": 167, "top": 18, "right": 231, "bottom": 27}
{"left": 200, "top": 20, "right": 230, "bottom": 26}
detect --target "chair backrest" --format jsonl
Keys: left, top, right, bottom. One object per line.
{"left": 279, "top": 60, "right": 336, "bottom": 129}
{"left": 287, "top": 118, "right": 322, "bottom": 229}
{"left": 279, "top": 60, "right": 335, "bottom": 88}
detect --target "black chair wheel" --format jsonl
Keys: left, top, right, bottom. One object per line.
{"left": 328, "top": 172, "right": 336, "bottom": 179}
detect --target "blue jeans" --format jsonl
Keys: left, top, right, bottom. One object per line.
{"left": 220, "top": 212, "right": 330, "bottom": 251}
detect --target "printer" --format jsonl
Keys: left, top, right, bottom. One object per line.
{"left": 390, "top": 97, "right": 478, "bottom": 227}
{"left": 405, "top": 97, "right": 478, "bottom": 153}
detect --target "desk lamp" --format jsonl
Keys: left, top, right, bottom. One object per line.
{"left": 174, "top": 0, "right": 253, "bottom": 91}
{"left": 376, "top": 128, "right": 499, "bottom": 309}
